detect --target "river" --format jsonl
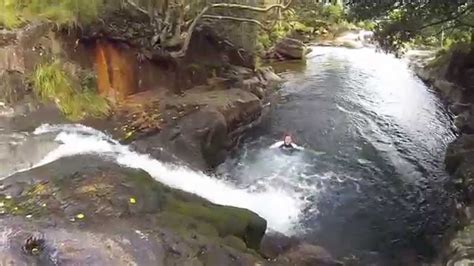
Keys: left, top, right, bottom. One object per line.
{"left": 218, "top": 47, "right": 457, "bottom": 264}
{"left": 0, "top": 47, "right": 457, "bottom": 265}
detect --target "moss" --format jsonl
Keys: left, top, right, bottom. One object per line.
{"left": 157, "top": 211, "right": 219, "bottom": 238}
{"left": 223, "top": 235, "right": 247, "bottom": 252}
{"left": 121, "top": 168, "right": 266, "bottom": 250}
{"left": 164, "top": 198, "right": 266, "bottom": 250}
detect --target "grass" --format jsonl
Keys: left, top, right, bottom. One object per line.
{"left": 0, "top": 0, "right": 104, "bottom": 29}
{"left": 0, "top": 0, "right": 24, "bottom": 28}
{"left": 32, "top": 60, "right": 110, "bottom": 121}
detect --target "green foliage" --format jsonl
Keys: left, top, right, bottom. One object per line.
{"left": 347, "top": 1, "right": 473, "bottom": 53}
{"left": 322, "top": 4, "right": 344, "bottom": 24}
{"left": 32, "top": 60, "right": 110, "bottom": 121}
{"left": 0, "top": 0, "right": 104, "bottom": 29}
{"left": 257, "top": 3, "right": 353, "bottom": 52}
{"left": 0, "top": 0, "right": 24, "bottom": 28}
{"left": 356, "top": 20, "right": 376, "bottom": 31}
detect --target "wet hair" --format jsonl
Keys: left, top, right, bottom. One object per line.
{"left": 23, "top": 235, "right": 45, "bottom": 256}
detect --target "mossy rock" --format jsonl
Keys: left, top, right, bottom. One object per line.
{"left": 0, "top": 155, "right": 267, "bottom": 251}
{"left": 223, "top": 235, "right": 247, "bottom": 252}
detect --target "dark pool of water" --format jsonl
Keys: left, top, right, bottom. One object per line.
{"left": 218, "top": 47, "right": 457, "bottom": 265}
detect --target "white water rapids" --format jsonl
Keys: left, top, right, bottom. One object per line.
{"left": 10, "top": 123, "right": 304, "bottom": 233}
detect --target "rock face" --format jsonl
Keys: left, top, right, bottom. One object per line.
{"left": 443, "top": 135, "right": 474, "bottom": 265}
{"left": 133, "top": 80, "right": 278, "bottom": 170}
{"left": 0, "top": 156, "right": 267, "bottom": 265}
{"left": 409, "top": 48, "right": 474, "bottom": 134}
{"left": 408, "top": 48, "right": 474, "bottom": 264}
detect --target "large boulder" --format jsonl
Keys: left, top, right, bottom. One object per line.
{"left": 272, "top": 38, "right": 308, "bottom": 60}
{"left": 0, "top": 156, "right": 267, "bottom": 265}
{"left": 133, "top": 88, "right": 263, "bottom": 170}
{"left": 275, "top": 243, "right": 342, "bottom": 266}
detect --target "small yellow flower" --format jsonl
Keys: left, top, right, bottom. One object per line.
{"left": 129, "top": 197, "right": 136, "bottom": 204}
{"left": 76, "top": 213, "right": 85, "bottom": 219}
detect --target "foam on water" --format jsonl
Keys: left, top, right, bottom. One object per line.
{"left": 30, "top": 124, "right": 303, "bottom": 233}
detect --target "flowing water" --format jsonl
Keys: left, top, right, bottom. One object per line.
{"left": 218, "top": 47, "right": 457, "bottom": 264}
{"left": 0, "top": 47, "right": 457, "bottom": 264}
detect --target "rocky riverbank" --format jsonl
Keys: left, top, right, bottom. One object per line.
{"left": 408, "top": 47, "right": 474, "bottom": 264}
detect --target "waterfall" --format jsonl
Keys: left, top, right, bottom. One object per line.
{"left": 25, "top": 124, "right": 304, "bottom": 233}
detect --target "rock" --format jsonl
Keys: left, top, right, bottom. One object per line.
{"left": 454, "top": 111, "right": 471, "bottom": 131}
{"left": 434, "top": 79, "right": 464, "bottom": 102}
{"left": 0, "top": 156, "right": 267, "bottom": 265}
{"left": 243, "top": 77, "right": 265, "bottom": 99}
{"left": 446, "top": 224, "right": 474, "bottom": 266}
{"left": 134, "top": 108, "right": 229, "bottom": 170}
{"left": 445, "top": 134, "right": 474, "bottom": 205}
{"left": 258, "top": 66, "right": 283, "bottom": 83}
{"left": 0, "top": 23, "right": 52, "bottom": 75}
{"left": 260, "top": 231, "right": 300, "bottom": 259}
{"left": 450, "top": 102, "right": 472, "bottom": 116}
{"left": 0, "top": 71, "right": 28, "bottom": 106}
{"left": 274, "top": 38, "right": 307, "bottom": 60}
{"left": 275, "top": 243, "right": 342, "bottom": 266}
{"left": 134, "top": 88, "right": 262, "bottom": 169}
{"left": 445, "top": 134, "right": 474, "bottom": 174}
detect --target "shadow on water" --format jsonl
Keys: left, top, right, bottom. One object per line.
{"left": 217, "top": 47, "right": 457, "bottom": 265}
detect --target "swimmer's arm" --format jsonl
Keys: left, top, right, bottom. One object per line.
{"left": 292, "top": 144, "right": 305, "bottom": 151}
{"left": 270, "top": 141, "right": 284, "bottom": 148}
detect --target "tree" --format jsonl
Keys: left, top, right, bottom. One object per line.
{"left": 346, "top": 1, "right": 474, "bottom": 53}
{"left": 124, "top": 0, "right": 294, "bottom": 58}
{"left": 0, "top": 0, "right": 293, "bottom": 58}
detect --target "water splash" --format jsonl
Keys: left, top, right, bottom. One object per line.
{"left": 30, "top": 124, "right": 303, "bottom": 233}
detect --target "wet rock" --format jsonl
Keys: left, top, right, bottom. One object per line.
{"left": 450, "top": 102, "right": 472, "bottom": 116}
{"left": 275, "top": 243, "right": 342, "bottom": 266}
{"left": 454, "top": 111, "right": 471, "bottom": 131}
{"left": 134, "top": 88, "right": 263, "bottom": 169}
{"left": 0, "top": 156, "right": 267, "bottom": 265}
{"left": 445, "top": 134, "right": 474, "bottom": 175}
{"left": 446, "top": 224, "right": 474, "bottom": 266}
{"left": 265, "top": 38, "right": 308, "bottom": 61}
{"left": 260, "top": 231, "right": 300, "bottom": 259}
{"left": 134, "top": 108, "right": 229, "bottom": 170}
{"left": 258, "top": 66, "right": 283, "bottom": 83}
{"left": 0, "top": 71, "right": 28, "bottom": 106}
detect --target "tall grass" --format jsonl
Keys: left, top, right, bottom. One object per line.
{"left": 32, "top": 60, "right": 110, "bottom": 121}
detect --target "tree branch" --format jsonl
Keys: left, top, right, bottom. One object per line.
{"left": 419, "top": 4, "right": 473, "bottom": 30}
{"left": 170, "top": 0, "right": 293, "bottom": 58}
{"left": 202, "top": 15, "right": 267, "bottom": 29}
{"left": 125, "top": 0, "right": 149, "bottom": 16}
{"left": 208, "top": 1, "right": 293, "bottom": 13}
